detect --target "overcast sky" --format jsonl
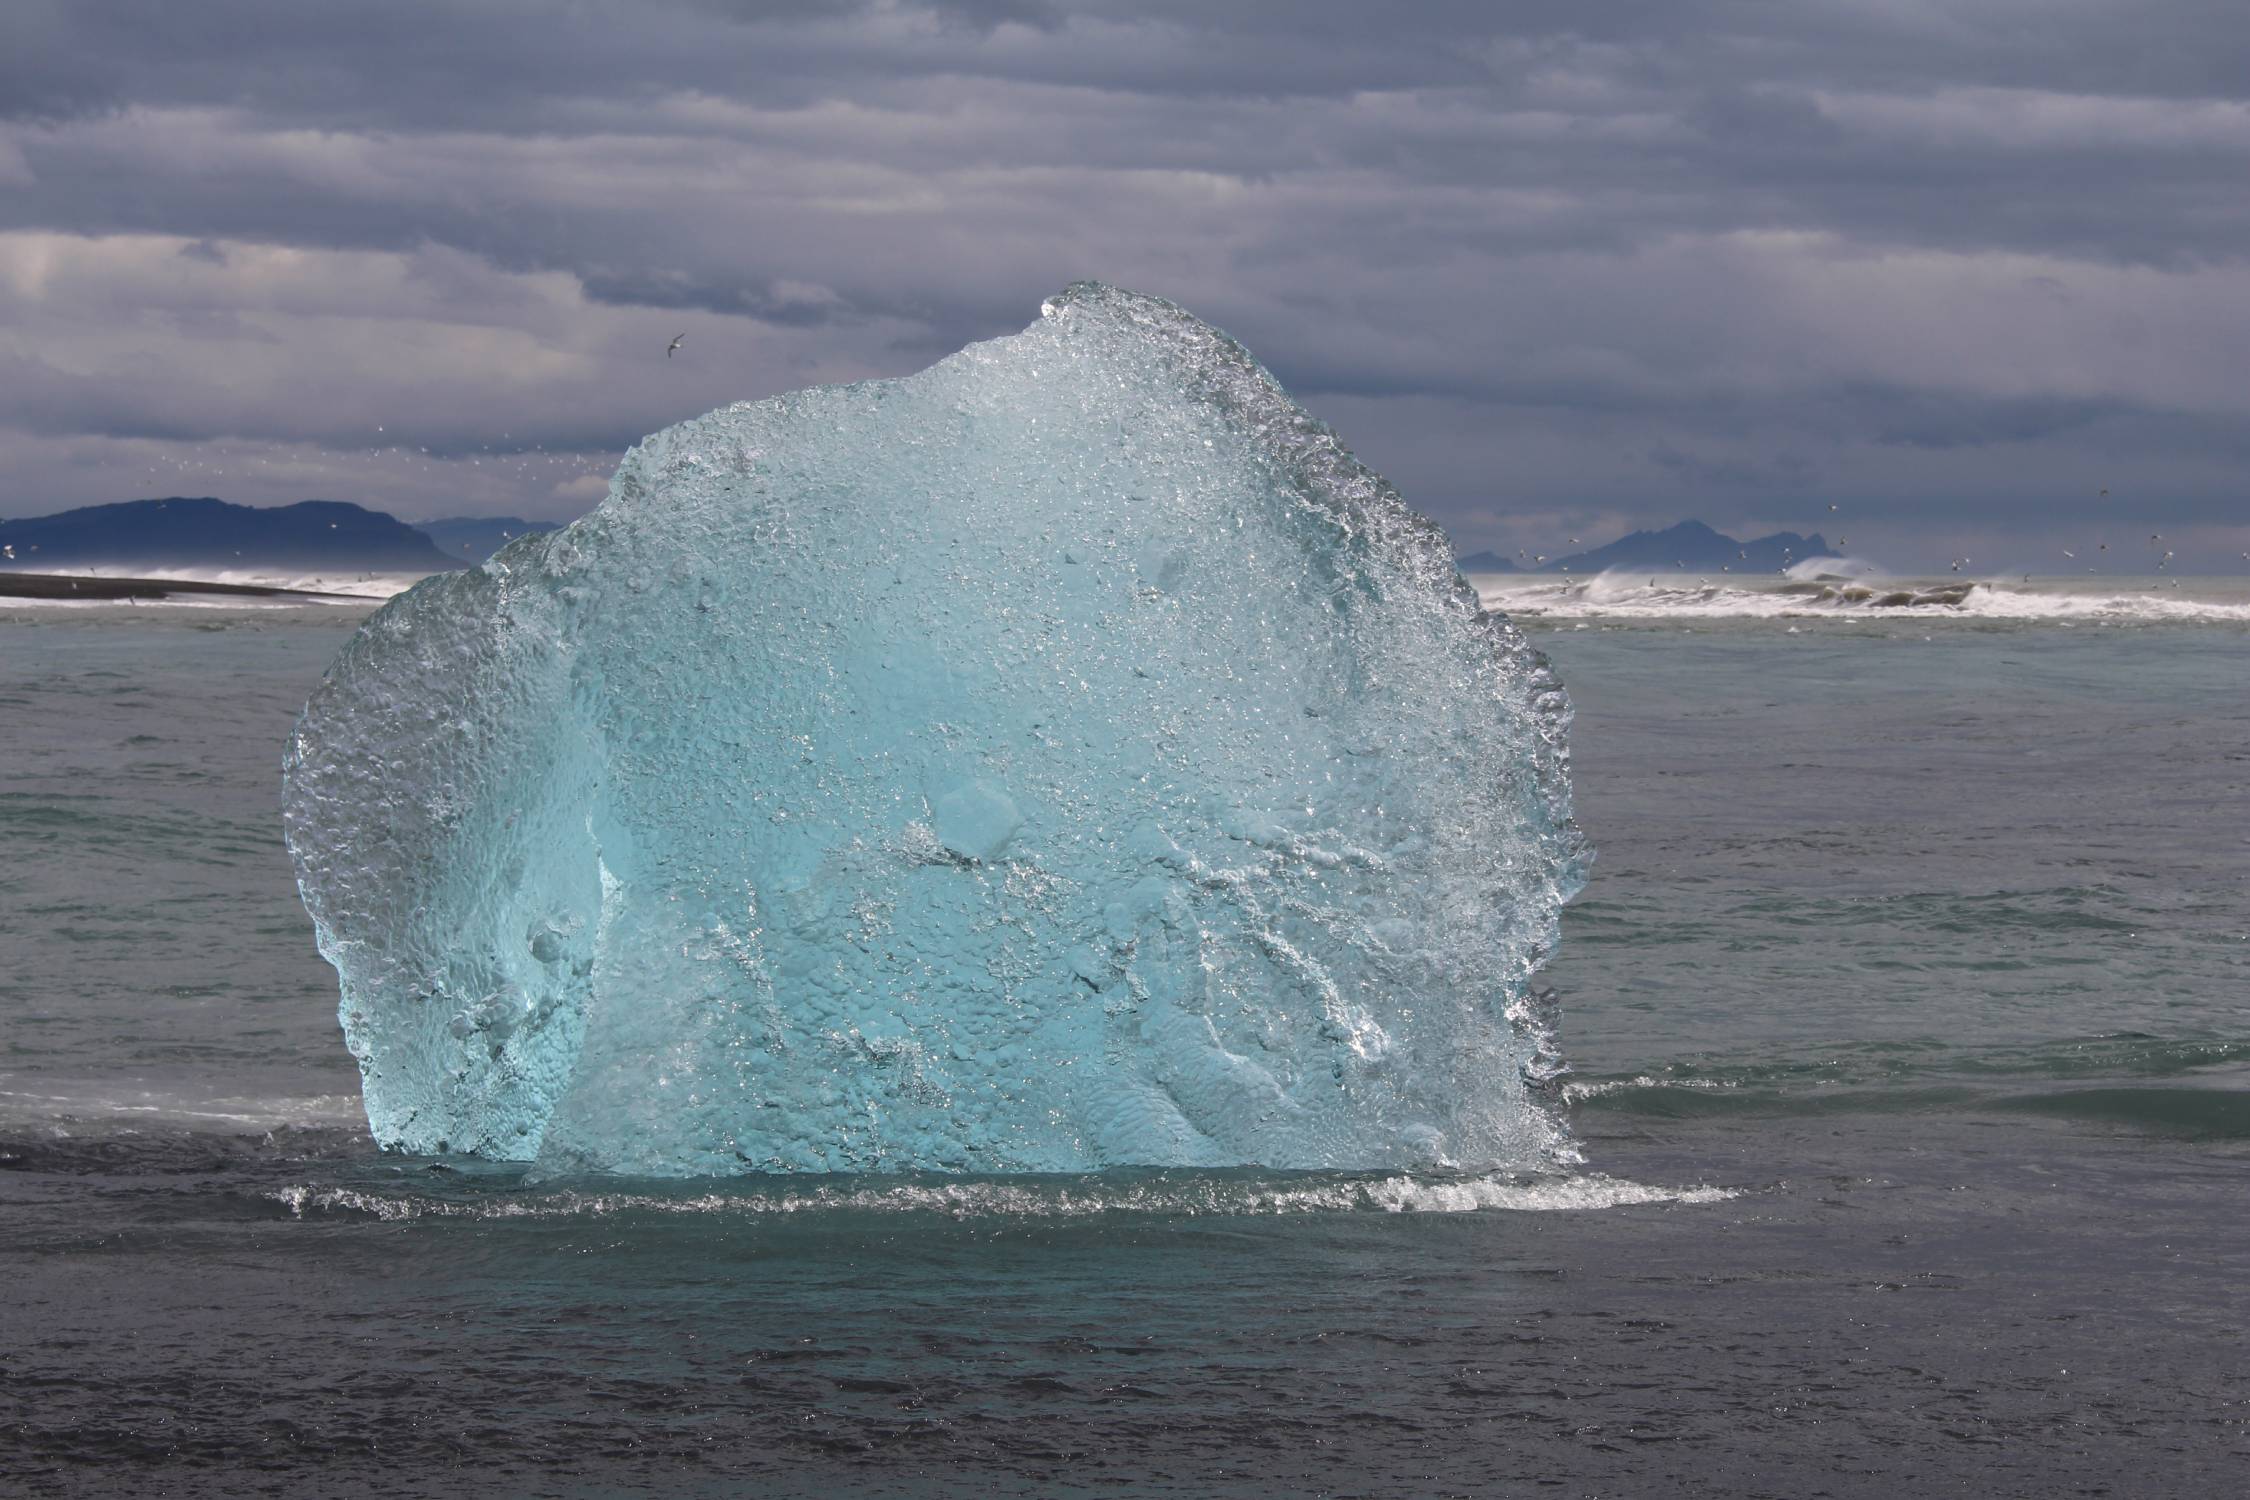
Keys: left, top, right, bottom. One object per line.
{"left": 2, "top": 0, "right": 2245, "bottom": 568}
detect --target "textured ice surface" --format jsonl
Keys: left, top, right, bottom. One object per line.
{"left": 282, "top": 284, "right": 1585, "bottom": 1177}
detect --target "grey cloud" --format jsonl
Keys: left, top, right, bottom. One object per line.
{"left": 1862, "top": 388, "right": 2120, "bottom": 451}
{"left": 575, "top": 271, "right": 862, "bottom": 329}
{"left": 1647, "top": 442, "right": 1818, "bottom": 494}
{"left": 0, "top": 0, "right": 2244, "bottom": 568}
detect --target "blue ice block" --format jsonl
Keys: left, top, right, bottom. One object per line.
{"left": 282, "top": 284, "right": 1586, "bottom": 1176}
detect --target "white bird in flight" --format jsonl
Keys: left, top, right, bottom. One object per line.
{"left": 667, "top": 333, "right": 686, "bottom": 358}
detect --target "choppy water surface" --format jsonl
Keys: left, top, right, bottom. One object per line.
{"left": 3, "top": 596, "right": 2246, "bottom": 1496}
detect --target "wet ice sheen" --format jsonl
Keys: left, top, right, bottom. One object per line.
{"left": 282, "top": 284, "right": 1585, "bottom": 1177}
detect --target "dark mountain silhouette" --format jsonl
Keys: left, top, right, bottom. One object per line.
{"left": 414, "top": 516, "right": 564, "bottom": 562}
{"left": 1454, "top": 549, "right": 1519, "bottom": 572}
{"left": 0, "top": 498, "right": 464, "bottom": 572}
{"left": 1546, "top": 520, "right": 1831, "bottom": 575}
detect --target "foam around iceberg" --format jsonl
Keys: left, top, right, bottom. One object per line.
{"left": 282, "top": 284, "right": 1585, "bottom": 1176}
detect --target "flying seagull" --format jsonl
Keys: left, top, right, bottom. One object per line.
{"left": 667, "top": 333, "right": 686, "bottom": 358}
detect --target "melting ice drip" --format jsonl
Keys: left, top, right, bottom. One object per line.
{"left": 282, "top": 284, "right": 1586, "bottom": 1177}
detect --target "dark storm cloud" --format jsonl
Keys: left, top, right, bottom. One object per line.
{"left": 0, "top": 0, "right": 2244, "bottom": 565}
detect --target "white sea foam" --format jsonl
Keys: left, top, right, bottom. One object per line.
{"left": 0, "top": 1082, "right": 363, "bottom": 1131}
{"left": 269, "top": 1171, "right": 1737, "bottom": 1222}
{"left": 1, "top": 564, "right": 425, "bottom": 607}
{"left": 1562, "top": 1075, "right": 1739, "bottom": 1102}
{"left": 1468, "top": 568, "right": 2250, "bottom": 624}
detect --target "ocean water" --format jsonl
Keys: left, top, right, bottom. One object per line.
{"left": 3, "top": 580, "right": 2246, "bottom": 1496}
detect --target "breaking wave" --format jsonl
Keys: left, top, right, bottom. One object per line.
{"left": 1471, "top": 567, "right": 2250, "bottom": 625}
{"left": 0, "top": 565, "right": 416, "bottom": 608}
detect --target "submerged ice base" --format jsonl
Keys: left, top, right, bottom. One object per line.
{"left": 282, "top": 284, "right": 1585, "bottom": 1177}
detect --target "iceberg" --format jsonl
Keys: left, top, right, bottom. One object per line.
{"left": 282, "top": 283, "right": 1586, "bottom": 1177}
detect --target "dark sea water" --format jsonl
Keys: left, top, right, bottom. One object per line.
{"left": 4, "top": 594, "right": 2246, "bottom": 1497}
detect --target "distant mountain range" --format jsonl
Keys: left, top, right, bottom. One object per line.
{"left": 1459, "top": 519, "right": 1833, "bottom": 575}
{"left": 0, "top": 499, "right": 569, "bottom": 572}
{"left": 0, "top": 498, "right": 463, "bottom": 571}
{"left": 1454, "top": 549, "right": 1519, "bottom": 572}
{"left": 1, "top": 500, "right": 1836, "bottom": 582}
